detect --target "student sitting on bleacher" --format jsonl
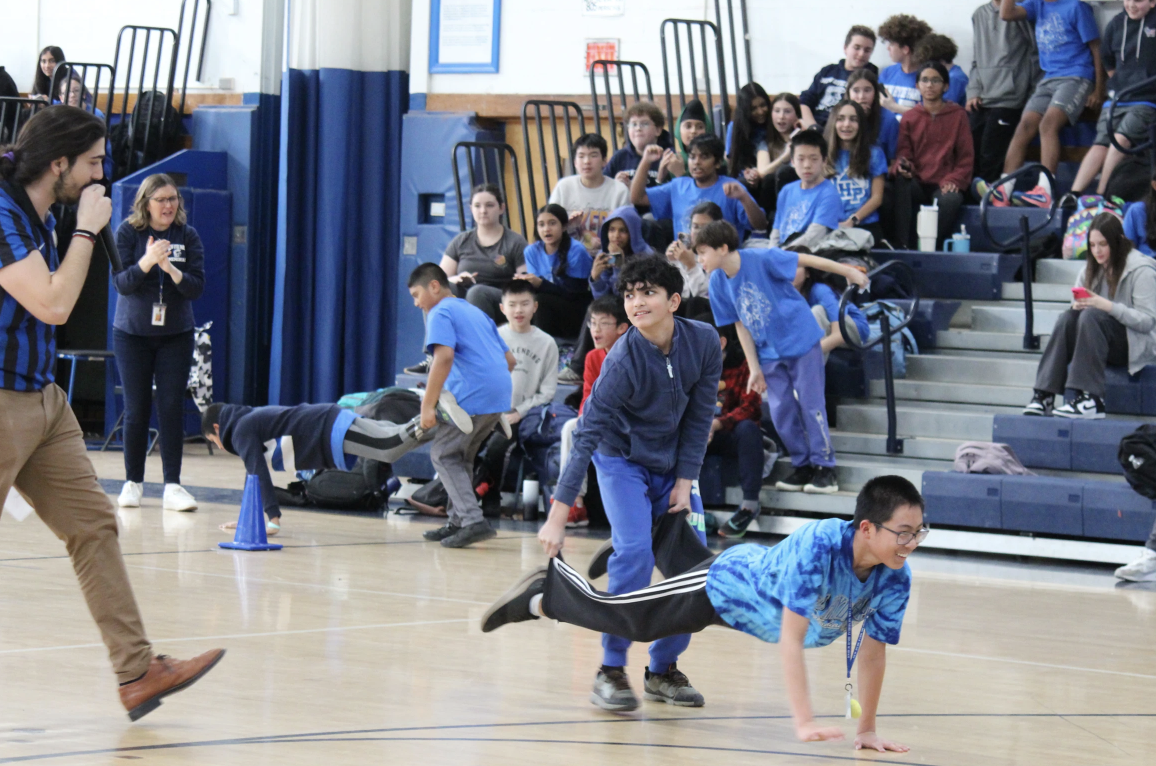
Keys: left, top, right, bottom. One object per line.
{"left": 604, "top": 102, "right": 672, "bottom": 188}
{"left": 727, "top": 83, "right": 777, "bottom": 212}
{"left": 519, "top": 204, "right": 593, "bottom": 339}
{"left": 1123, "top": 167, "right": 1156, "bottom": 257}
{"left": 549, "top": 133, "right": 631, "bottom": 253}
{"left": 1071, "top": 0, "right": 1156, "bottom": 198}
{"left": 890, "top": 62, "right": 974, "bottom": 251}
{"left": 662, "top": 99, "right": 712, "bottom": 179}
{"left": 793, "top": 256, "right": 870, "bottom": 361}
{"left": 769, "top": 130, "right": 842, "bottom": 250}
{"left": 760, "top": 94, "right": 806, "bottom": 209}
{"left": 847, "top": 68, "right": 900, "bottom": 164}
{"left": 878, "top": 14, "right": 933, "bottom": 119}
{"left": 825, "top": 99, "right": 887, "bottom": 244}
{"left": 912, "top": 33, "right": 969, "bottom": 107}
{"left": 665, "top": 200, "right": 721, "bottom": 301}
{"left": 1024, "top": 214, "right": 1156, "bottom": 419}
{"left": 798, "top": 25, "right": 879, "bottom": 130}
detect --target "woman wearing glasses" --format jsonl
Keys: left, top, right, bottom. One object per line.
{"left": 112, "top": 173, "right": 205, "bottom": 512}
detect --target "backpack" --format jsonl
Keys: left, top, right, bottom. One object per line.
{"left": 517, "top": 402, "right": 578, "bottom": 448}
{"left": 186, "top": 322, "right": 213, "bottom": 412}
{"left": 301, "top": 459, "right": 392, "bottom": 510}
{"left": 351, "top": 387, "right": 421, "bottom": 423}
{"left": 1104, "top": 154, "right": 1152, "bottom": 203}
{"left": 108, "top": 90, "right": 183, "bottom": 180}
{"left": 1062, "top": 195, "right": 1125, "bottom": 260}
{"left": 861, "top": 300, "right": 918, "bottom": 378}
{"left": 953, "top": 442, "right": 1034, "bottom": 475}
{"left": 1118, "top": 424, "right": 1156, "bottom": 499}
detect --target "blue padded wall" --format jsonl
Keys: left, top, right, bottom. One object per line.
{"left": 922, "top": 472, "right": 1002, "bottom": 529}
{"left": 1000, "top": 475, "right": 1084, "bottom": 536}
{"left": 1070, "top": 419, "right": 1136, "bottom": 475}
{"left": 993, "top": 416, "right": 1071, "bottom": 470}
{"left": 874, "top": 251, "right": 1009, "bottom": 301}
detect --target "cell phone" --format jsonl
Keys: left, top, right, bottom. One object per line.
{"left": 604, "top": 252, "right": 617, "bottom": 266}
{"left": 1072, "top": 287, "right": 1092, "bottom": 300}
{"left": 678, "top": 232, "right": 690, "bottom": 246}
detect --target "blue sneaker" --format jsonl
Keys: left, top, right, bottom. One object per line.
{"left": 1012, "top": 186, "right": 1052, "bottom": 208}
{"left": 974, "top": 178, "right": 1011, "bottom": 207}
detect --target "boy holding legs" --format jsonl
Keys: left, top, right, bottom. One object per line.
{"left": 408, "top": 263, "right": 516, "bottom": 548}
{"left": 484, "top": 475, "right": 926, "bottom": 753}
{"left": 539, "top": 257, "right": 722, "bottom": 711}
{"left": 550, "top": 133, "right": 631, "bottom": 252}
{"left": 770, "top": 130, "right": 843, "bottom": 249}
{"left": 799, "top": 25, "right": 879, "bottom": 130}
{"left": 698, "top": 220, "right": 868, "bottom": 494}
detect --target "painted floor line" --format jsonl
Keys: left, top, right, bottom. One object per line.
{"left": 894, "top": 646, "right": 1156, "bottom": 680}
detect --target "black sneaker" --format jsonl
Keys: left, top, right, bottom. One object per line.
{"left": 422, "top": 523, "right": 460, "bottom": 541}
{"left": 1023, "top": 390, "right": 1054, "bottom": 417}
{"left": 480, "top": 566, "right": 547, "bottom": 632}
{"left": 803, "top": 466, "right": 839, "bottom": 494}
{"left": 1054, "top": 391, "right": 1106, "bottom": 420}
{"left": 591, "top": 667, "right": 638, "bottom": 711}
{"left": 586, "top": 538, "right": 614, "bottom": 579}
{"left": 775, "top": 465, "right": 814, "bottom": 492}
{"left": 719, "top": 508, "right": 759, "bottom": 538}
{"left": 441, "top": 520, "right": 497, "bottom": 548}
{"left": 643, "top": 663, "right": 704, "bottom": 707}
{"left": 404, "top": 356, "right": 432, "bottom": 375}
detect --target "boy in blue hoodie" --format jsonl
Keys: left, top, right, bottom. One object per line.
{"left": 537, "top": 255, "right": 722, "bottom": 713}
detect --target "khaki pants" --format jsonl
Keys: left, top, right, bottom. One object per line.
{"left": 0, "top": 384, "right": 152, "bottom": 682}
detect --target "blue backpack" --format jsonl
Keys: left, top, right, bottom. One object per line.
{"left": 861, "top": 301, "right": 918, "bottom": 378}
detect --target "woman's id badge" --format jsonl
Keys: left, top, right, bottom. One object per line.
{"left": 152, "top": 303, "right": 167, "bottom": 326}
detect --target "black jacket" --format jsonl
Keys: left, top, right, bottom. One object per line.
{"left": 1104, "top": 9, "right": 1156, "bottom": 104}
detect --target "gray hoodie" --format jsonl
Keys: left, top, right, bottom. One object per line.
{"left": 1077, "top": 250, "right": 1156, "bottom": 375}
{"left": 966, "top": 1, "right": 1041, "bottom": 109}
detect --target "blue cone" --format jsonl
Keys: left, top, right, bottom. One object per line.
{"left": 219, "top": 474, "right": 282, "bottom": 551}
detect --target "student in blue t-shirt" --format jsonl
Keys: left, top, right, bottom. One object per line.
{"left": 407, "top": 263, "right": 516, "bottom": 549}
{"left": 482, "top": 475, "right": 926, "bottom": 754}
{"left": 877, "top": 14, "right": 933, "bottom": 120}
{"left": 1124, "top": 170, "right": 1156, "bottom": 257}
{"left": 698, "top": 220, "right": 868, "bottom": 494}
{"left": 912, "top": 33, "right": 970, "bottom": 107}
{"left": 993, "top": 0, "right": 1105, "bottom": 206}
{"left": 824, "top": 100, "right": 887, "bottom": 244}
{"left": 632, "top": 133, "right": 768, "bottom": 241}
{"left": 771, "top": 130, "right": 844, "bottom": 249}
{"left": 792, "top": 259, "right": 870, "bottom": 361}
{"left": 519, "top": 203, "right": 593, "bottom": 338}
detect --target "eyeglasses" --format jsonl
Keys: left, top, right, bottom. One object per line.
{"left": 627, "top": 120, "right": 654, "bottom": 130}
{"left": 918, "top": 77, "right": 944, "bottom": 86}
{"left": 876, "top": 523, "right": 930, "bottom": 546}
{"left": 150, "top": 195, "right": 179, "bottom": 205}
{"left": 589, "top": 319, "right": 620, "bottom": 330}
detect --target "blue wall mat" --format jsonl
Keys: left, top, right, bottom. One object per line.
{"left": 394, "top": 111, "right": 505, "bottom": 376}
{"left": 959, "top": 206, "right": 1066, "bottom": 255}
{"left": 1070, "top": 419, "right": 1137, "bottom": 475}
{"left": 874, "top": 250, "right": 1007, "bottom": 301}
{"left": 1000, "top": 475, "right": 1084, "bottom": 536}
{"left": 393, "top": 443, "right": 436, "bottom": 481}
{"left": 1082, "top": 483, "right": 1156, "bottom": 542}
{"left": 1102, "top": 367, "right": 1145, "bottom": 415}
{"left": 1141, "top": 366, "right": 1156, "bottom": 414}
{"left": 921, "top": 472, "right": 1002, "bottom": 529}
{"left": 992, "top": 415, "right": 1071, "bottom": 470}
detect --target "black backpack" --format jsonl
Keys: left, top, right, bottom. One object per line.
{"left": 108, "top": 90, "right": 183, "bottom": 180}
{"left": 300, "top": 459, "right": 392, "bottom": 511}
{"left": 1118, "top": 424, "right": 1156, "bottom": 499}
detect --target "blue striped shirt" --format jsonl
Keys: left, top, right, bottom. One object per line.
{"left": 0, "top": 179, "right": 58, "bottom": 391}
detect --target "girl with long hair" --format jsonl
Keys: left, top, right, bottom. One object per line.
{"left": 31, "top": 46, "right": 65, "bottom": 100}
{"left": 824, "top": 99, "right": 887, "bottom": 242}
{"left": 846, "top": 68, "right": 899, "bottom": 163}
{"left": 520, "top": 203, "right": 593, "bottom": 338}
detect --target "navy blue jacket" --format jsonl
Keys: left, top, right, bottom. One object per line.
{"left": 113, "top": 221, "right": 205, "bottom": 335}
{"left": 603, "top": 129, "right": 674, "bottom": 185}
{"left": 217, "top": 403, "right": 356, "bottom": 517}
{"left": 799, "top": 60, "right": 879, "bottom": 128}
{"left": 554, "top": 316, "right": 723, "bottom": 506}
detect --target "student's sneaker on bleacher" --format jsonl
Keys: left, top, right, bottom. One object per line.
{"left": 719, "top": 508, "right": 759, "bottom": 538}
{"left": 441, "top": 519, "right": 497, "bottom": 548}
{"left": 775, "top": 465, "right": 814, "bottom": 492}
{"left": 643, "top": 663, "right": 705, "bottom": 707}
{"left": 480, "top": 565, "right": 547, "bottom": 631}
{"left": 586, "top": 537, "right": 614, "bottom": 579}
{"left": 1023, "top": 390, "right": 1055, "bottom": 417}
{"left": 591, "top": 667, "right": 639, "bottom": 712}
{"left": 803, "top": 466, "right": 839, "bottom": 494}
{"left": 422, "top": 522, "right": 460, "bottom": 541}
{"left": 1114, "top": 548, "right": 1156, "bottom": 582}
{"left": 973, "top": 178, "right": 1010, "bottom": 207}
{"left": 558, "top": 367, "right": 583, "bottom": 385}
{"left": 404, "top": 356, "right": 431, "bottom": 375}
{"left": 1054, "top": 391, "right": 1106, "bottom": 419}
{"left": 437, "top": 389, "right": 474, "bottom": 434}
{"left": 1012, "top": 186, "right": 1052, "bottom": 208}
{"left": 566, "top": 503, "right": 589, "bottom": 528}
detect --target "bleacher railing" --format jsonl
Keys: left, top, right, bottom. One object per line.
{"left": 451, "top": 141, "right": 530, "bottom": 240}
{"left": 521, "top": 100, "right": 586, "bottom": 217}
{"left": 839, "top": 261, "right": 921, "bottom": 456}
{"left": 0, "top": 98, "right": 48, "bottom": 143}
{"left": 175, "top": 0, "right": 213, "bottom": 119}
{"left": 111, "top": 24, "right": 180, "bottom": 177}
{"left": 978, "top": 162, "right": 1059, "bottom": 351}
{"left": 660, "top": 19, "right": 730, "bottom": 139}
{"left": 589, "top": 60, "right": 653, "bottom": 155}
{"left": 51, "top": 63, "right": 116, "bottom": 124}
{"left": 712, "top": 0, "right": 752, "bottom": 102}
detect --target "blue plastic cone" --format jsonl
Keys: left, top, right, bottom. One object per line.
{"left": 219, "top": 475, "right": 282, "bottom": 551}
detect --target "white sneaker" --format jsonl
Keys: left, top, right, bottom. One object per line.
{"left": 1115, "top": 548, "right": 1156, "bottom": 582}
{"left": 437, "top": 389, "right": 474, "bottom": 434}
{"left": 118, "top": 481, "right": 143, "bottom": 508}
{"left": 162, "top": 484, "right": 197, "bottom": 512}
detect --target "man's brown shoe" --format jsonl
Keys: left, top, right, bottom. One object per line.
{"left": 119, "top": 649, "right": 226, "bottom": 721}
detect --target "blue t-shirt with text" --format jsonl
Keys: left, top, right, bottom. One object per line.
{"left": 705, "top": 518, "right": 912, "bottom": 647}
{"left": 773, "top": 179, "right": 842, "bottom": 241}
{"left": 424, "top": 297, "right": 512, "bottom": 416}
{"left": 879, "top": 64, "right": 920, "bottom": 120}
{"left": 709, "top": 248, "right": 822, "bottom": 362}
{"left": 647, "top": 175, "right": 753, "bottom": 240}
{"left": 833, "top": 146, "right": 888, "bottom": 225}
{"left": 1019, "top": 0, "right": 1098, "bottom": 81}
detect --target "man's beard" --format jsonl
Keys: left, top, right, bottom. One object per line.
{"left": 52, "top": 169, "right": 84, "bottom": 205}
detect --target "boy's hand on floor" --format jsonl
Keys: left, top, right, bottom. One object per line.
{"left": 795, "top": 721, "right": 845, "bottom": 743}
{"left": 854, "top": 731, "right": 909, "bottom": 753}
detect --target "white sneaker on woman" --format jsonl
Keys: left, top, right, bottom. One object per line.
{"left": 118, "top": 481, "right": 143, "bottom": 508}
{"left": 1115, "top": 548, "right": 1156, "bottom": 582}
{"left": 162, "top": 484, "right": 197, "bottom": 512}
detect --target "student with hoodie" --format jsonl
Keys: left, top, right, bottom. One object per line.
{"left": 966, "top": 0, "right": 1040, "bottom": 185}
{"left": 659, "top": 99, "right": 712, "bottom": 179}
{"left": 1071, "top": 0, "right": 1156, "bottom": 197}
{"left": 798, "top": 25, "right": 879, "bottom": 130}
{"left": 604, "top": 102, "right": 673, "bottom": 187}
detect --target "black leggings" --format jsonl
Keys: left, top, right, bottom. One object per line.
{"left": 533, "top": 291, "right": 590, "bottom": 340}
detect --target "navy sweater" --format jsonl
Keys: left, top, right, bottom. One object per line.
{"left": 799, "top": 60, "right": 879, "bottom": 128}
{"left": 218, "top": 403, "right": 356, "bottom": 517}
{"left": 554, "top": 317, "right": 723, "bottom": 506}
{"left": 113, "top": 221, "right": 206, "bottom": 335}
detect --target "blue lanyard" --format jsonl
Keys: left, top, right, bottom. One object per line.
{"left": 845, "top": 589, "right": 866, "bottom": 680}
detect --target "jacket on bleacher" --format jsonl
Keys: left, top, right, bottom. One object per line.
{"left": 1078, "top": 250, "right": 1156, "bottom": 374}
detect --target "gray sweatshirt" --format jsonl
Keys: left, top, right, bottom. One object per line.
{"left": 967, "top": 1, "right": 1041, "bottom": 109}
{"left": 1077, "top": 250, "right": 1156, "bottom": 375}
{"left": 499, "top": 324, "right": 559, "bottom": 417}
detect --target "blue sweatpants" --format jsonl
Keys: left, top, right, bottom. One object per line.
{"left": 593, "top": 453, "right": 706, "bottom": 672}
{"left": 762, "top": 342, "right": 835, "bottom": 468}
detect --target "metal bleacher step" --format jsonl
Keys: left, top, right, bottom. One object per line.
{"left": 936, "top": 329, "right": 1051, "bottom": 352}
{"left": 868, "top": 378, "right": 1032, "bottom": 407}
{"left": 1036, "top": 259, "right": 1085, "bottom": 284}
{"left": 970, "top": 303, "right": 1068, "bottom": 334}
{"left": 1001, "top": 282, "right": 1075, "bottom": 302}
{"left": 835, "top": 400, "right": 1019, "bottom": 441}
{"left": 903, "top": 353, "right": 1038, "bottom": 386}
{"left": 724, "top": 488, "right": 858, "bottom": 517}
{"left": 832, "top": 430, "right": 963, "bottom": 461}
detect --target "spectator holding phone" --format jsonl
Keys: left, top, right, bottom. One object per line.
{"left": 1024, "top": 214, "right": 1156, "bottom": 419}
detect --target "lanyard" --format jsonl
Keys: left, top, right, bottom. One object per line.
{"left": 844, "top": 586, "right": 866, "bottom": 719}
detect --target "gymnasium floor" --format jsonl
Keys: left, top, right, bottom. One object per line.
{"left": 0, "top": 448, "right": 1152, "bottom": 766}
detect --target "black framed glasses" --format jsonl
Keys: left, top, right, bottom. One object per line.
{"left": 877, "top": 523, "right": 930, "bottom": 546}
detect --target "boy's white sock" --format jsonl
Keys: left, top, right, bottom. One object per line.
{"left": 529, "top": 593, "right": 544, "bottom": 617}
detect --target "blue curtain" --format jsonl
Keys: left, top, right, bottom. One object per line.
{"left": 269, "top": 68, "right": 408, "bottom": 404}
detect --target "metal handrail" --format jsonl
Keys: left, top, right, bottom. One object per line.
{"left": 176, "top": 0, "right": 213, "bottom": 119}
{"left": 451, "top": 141, "right": 529, "bottom": 239}
{"left": 520, "top": 100, "right": 586, "bottom": 217}
{"left": 713, "top": 0, "right": 752, "bottom": 101}
{"left": 838, "top": 260, "right": 920, "bottom": 455}
{"left": 660, "top": 19, "right": 730, "bottom": 138}
{"left": 589, "top": 60, "right": 653, "bottom": 155}
{"left": 111, "top": 25, "right": 180, "bottom": 178}
{"left": 978, "top": 162, "right": 1059, "bottom": 350}
{"left": 0, "top": 97, "right": 48, "bottom": 143}
{"left": 50, "top": 63, "right": 116, "bottom": 125}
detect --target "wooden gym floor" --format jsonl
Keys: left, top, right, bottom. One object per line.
{"left": 0, "top": 447, "right": 1151, "bottom": 765}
